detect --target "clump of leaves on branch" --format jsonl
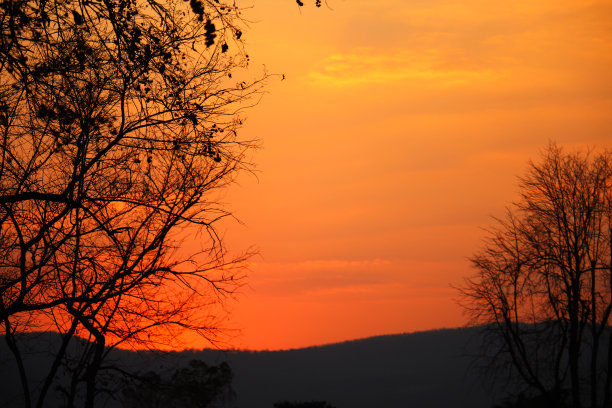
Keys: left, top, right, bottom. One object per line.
{"left": 296, "top": 0, "right": 322, "bottom": 7}
{"left": 0, "top": 0, "right": 262, "bottom": 406}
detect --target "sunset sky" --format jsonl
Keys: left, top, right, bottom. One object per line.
{"left": 193, "top": 0, "right": 612, "bottom": 350}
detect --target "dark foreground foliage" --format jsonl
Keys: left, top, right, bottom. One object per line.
{"left": 274, "top": 401, "right": 336, "bottom": 408}
{"left": 493, "top": 390, "right": 571, "bottom": 408}
{"left": 121, "top": 359, "right": 234, "bottom": 408}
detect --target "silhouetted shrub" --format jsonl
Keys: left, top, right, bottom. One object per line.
{"left": 493, "top": 389, "right": 570, "bottom": 408}
{"left": 121, "top": 359, "right": 234, "bottom": 408}
{"left": 273, "top": 401, "right": 336, "bottom": 408}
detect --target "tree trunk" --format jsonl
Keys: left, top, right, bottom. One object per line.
{"left": 570, "top": 278, "right": 582, "bottom": 408}
{"left": 4, "top": 318, "right": 31, "bottom": 408}
{"left": 590, "top": 263, "right": 598, "bottom": 408}
{"left": 36, "top": 320, "right": 79, "bottom": 408}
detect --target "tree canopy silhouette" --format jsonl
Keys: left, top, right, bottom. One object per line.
{"left": 460, "top": 144, "right": 612, "bottom": 408}
{"left": 120, "top": 359, "right": 234, "bottom": 408}
{"left": 0, "top": 0, "right": 319, "bottom": 406}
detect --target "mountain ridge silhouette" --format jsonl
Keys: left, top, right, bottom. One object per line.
{"left": 1, "top": 327, "right": 498, "bottom": 408}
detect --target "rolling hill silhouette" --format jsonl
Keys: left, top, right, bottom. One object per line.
{"left": 0, "top": 327, "right": 499, "bottom": 408}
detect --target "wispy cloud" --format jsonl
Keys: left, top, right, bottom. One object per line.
{"left": 245, "top": 258, "right": 466, "bottom": 300}
{"left": 309, "top": 48, "right": 503, "bottom": 86}
{"left": 245, "top": 258, "right": 393, "bottom": 296}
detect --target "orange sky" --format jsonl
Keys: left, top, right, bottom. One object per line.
{"left": 188, "top": 0, "right": 612, "bottom": 350}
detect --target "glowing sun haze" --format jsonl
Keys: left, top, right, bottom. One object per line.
{"left": 190, "top": 0, "right": 612, "bottom": 350}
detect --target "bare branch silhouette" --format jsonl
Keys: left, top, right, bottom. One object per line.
{"left": 0, "top": 0, "right": 264, "bottom": 406}
{"left": 459, "top": 143, "right": 612, "bottom": 408}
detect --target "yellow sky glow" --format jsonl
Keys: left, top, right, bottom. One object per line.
{"left": 182, "top": 0, "right": 612, "bottom": 351}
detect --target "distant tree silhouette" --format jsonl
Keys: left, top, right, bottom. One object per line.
{"left": 460, "top": 144, "right": 612, "bottom": 408}
{"left": 273, "top": 401, "right": 336, "bottom": 408}
{"left": 120, "top": 359, "right": 234, "bottom": 408}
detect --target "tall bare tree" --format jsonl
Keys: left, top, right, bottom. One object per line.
{"left": 460, "top": 144, "right": 612, "bottom": 408}
{"left": 0, "top": 0, "right": 270, "bottom": 406}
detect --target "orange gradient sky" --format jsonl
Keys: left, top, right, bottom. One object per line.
{"left": 189, "top": 0, "right": 611, "bottom": 350}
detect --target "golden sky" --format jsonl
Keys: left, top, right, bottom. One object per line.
{"left": 195, "top": 0, "right": 612, "bottom": 350}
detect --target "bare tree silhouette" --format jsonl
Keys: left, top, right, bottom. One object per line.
{"left": 460, "top": 143, "right": 612, "bottom": 408}
{"left": 0, "top": 0, "right": 273, "bottom": 406}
